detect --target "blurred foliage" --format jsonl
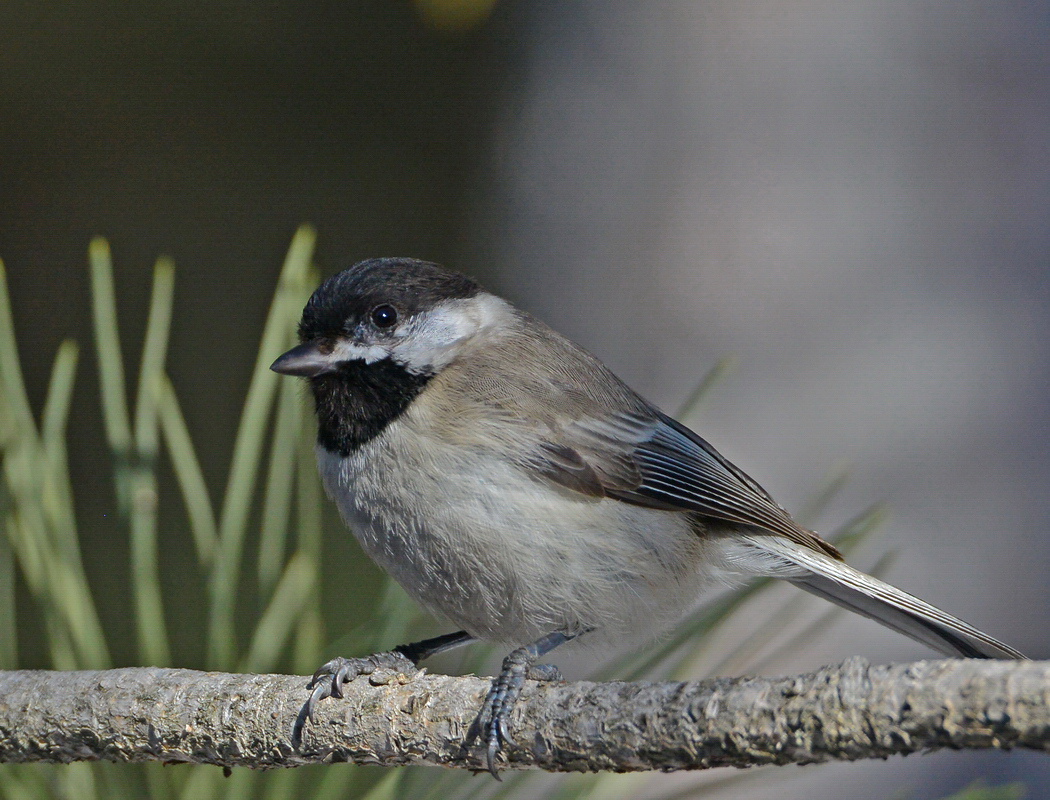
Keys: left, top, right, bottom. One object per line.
{"left": 414, "top": 0, "right": 500, "bottom": 31}
{"left": 0, "top": 228, "right": 993, "bottom": 799}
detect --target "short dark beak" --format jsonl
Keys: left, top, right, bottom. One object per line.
{"left": 270, "top": 342, "right": 336, "bottom": 377}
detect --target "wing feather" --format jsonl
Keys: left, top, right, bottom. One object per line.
{"left": 537, "top": 407, "right": 840, "bottom": 558}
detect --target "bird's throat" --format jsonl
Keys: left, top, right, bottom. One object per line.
{"left": 310, "top": 358, "right": 433, "bottom": 456}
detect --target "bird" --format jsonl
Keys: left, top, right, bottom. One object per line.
{"left": 271, "top": 257, "right": 1024, "bottom": 776}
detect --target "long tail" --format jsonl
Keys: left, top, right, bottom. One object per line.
{"left": 731, "top": 532, "right": 1025, "bottom": 659}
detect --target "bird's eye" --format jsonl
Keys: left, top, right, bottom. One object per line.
{"left": 370, "top": 304, "right": 398, "bottom": 328}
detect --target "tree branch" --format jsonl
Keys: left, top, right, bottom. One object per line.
{"left": 0, "top": 657, "right": 1047, "bottom": 774}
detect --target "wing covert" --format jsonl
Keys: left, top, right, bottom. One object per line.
{"left": 533, "top": 407, "right": 840, "bottom": 558}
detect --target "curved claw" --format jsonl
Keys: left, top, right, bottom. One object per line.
{"left": 331, "top": 661, "right": 355, "bottom": 698}
{"left": 305, "top": 678, "right": 333, "bottom": 719}
{"left": 486, "top": 736, "right": 503, "bottom": 780}
{"left": 495, "top": 712, "right": 517, "bottom": 748}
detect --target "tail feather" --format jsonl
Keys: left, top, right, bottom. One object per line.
{"left": 734, "top": 533, "right": 1024, "bottom": 660}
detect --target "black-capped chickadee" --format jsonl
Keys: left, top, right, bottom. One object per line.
{"left": 271, "top": 258, "right": 1024, "bottom": 775}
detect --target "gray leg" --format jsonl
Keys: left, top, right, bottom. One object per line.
{"left": 467, "top": 631, "right": 573, "bottom": 779}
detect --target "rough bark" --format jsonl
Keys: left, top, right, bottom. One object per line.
{"left": 0, "top": 657, "right": 1047, "bottom": 774}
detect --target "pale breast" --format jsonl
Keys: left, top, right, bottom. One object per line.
{"left": 316, "top": 404, "right": 728, "bottom": 648}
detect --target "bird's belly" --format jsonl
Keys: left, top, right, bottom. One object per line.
{"left": 317, "top": 441, "right": 724, "bottom": 647}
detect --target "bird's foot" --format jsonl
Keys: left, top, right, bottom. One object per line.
{"left": 295, "top": 632, "right": 476, "bottom": 747}
{"left": 304, "top": 651, "right": 420, "bottom": 719}
{"left": 466, "top": 648, "right": 564, "bottom": 779}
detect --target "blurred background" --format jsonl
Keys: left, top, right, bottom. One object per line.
{"left": 1, "top": 1, "right": 1048, "bottom": 798}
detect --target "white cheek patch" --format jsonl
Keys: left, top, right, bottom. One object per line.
{"left": 330, "top": 338, "right": 390, "bottom": 365}
{"left": 392, "top": 293, "right": 509, "bottom": 374}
